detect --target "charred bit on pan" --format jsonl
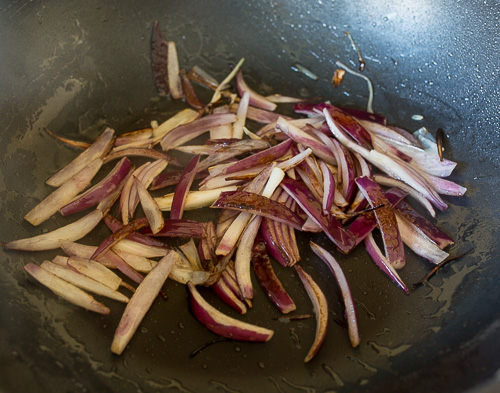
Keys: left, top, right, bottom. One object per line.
{"left": 344, "top": 30, "right": 366, "bottom": 72}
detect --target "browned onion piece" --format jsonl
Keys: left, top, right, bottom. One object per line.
{"left": 170, "top": 155, "right": 200, "bottom": 220}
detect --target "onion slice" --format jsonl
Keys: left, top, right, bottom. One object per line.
{"left": 111, "top": 250, "right": 178, "bottom": 355}
{"left": 25, "top": 158, "right": 103, "bottom": 226}
{"left": 135, "top": 177, "right": 164, "bottom": 234}
{"left": 46, "top": 127, "right": 114, "bottom": 187}
{"left": 4, "top": 209, "right": 103, "bottom": 251}
{"left": 24, "top": 262, "right": 110, "bottom": 314}
{"left": 186, "top": 281, "right": 274, "bottom": 342}
{"left": 170, "top": 155, "right": 200, "bottom": 220}
{"left": 310, "top": 242, "right": 360, "bottom": 347}
{"left": 294, "top": 265, "right": 328, "bottom": 362}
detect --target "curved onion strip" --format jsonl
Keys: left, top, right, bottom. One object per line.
{"left": 235, "top": 70, "right": 277, "bottom": 111}
{"left": 167, "top": 41, "right": 183, "bottom": 99}
{"left": 232, "top": 91, "right": 250, "bottom": 139}
{"left": 310, "top": 242, "right": 360, "bottom": 347}
{"left": 170, "top": 155, "right": 200, "bottom": 220}
{"left": 187, "top": 281, "right": 274, "bottom": 342}
{"left": 252, "top": 239, "right": 296, "bottom": 314}
{"left": 111, "top": 251, "right": 177, "bottom": 355}
{"left": 364, "top": 233, "right": 409, "bottom": 294}
{"left": 294, "top": 265, "right": 328, "bottom": 362}
{"left": 135, "top": 177, "right": 164, "bottom": 234}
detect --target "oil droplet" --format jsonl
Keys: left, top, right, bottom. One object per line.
{"left": 234, "top": 345, "right": 241, "bottom": 352}
{"left": 322, "top": 364, "right": 344, "bottom": 387}
{"left": 368, "top": 341, "right": 412, "bottom": 356}
{"left": 412, "top": 114, "right": 424, "bottom": 121}
{"left": 345, "top": 354, "right": 378, "bottom": 373}
{"left": 157, "top": 334, "right": 166, "bottom": 342}
{"left": 140, "top": 327, "right": 148, "bottom": 333}
{"left": 258, "top": 361, "right": 265, "bottom": 369}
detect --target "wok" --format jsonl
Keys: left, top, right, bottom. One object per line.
{"left": 1, "top": 0, "right": 499, "bottom": 392}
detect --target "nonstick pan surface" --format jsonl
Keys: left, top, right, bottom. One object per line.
{"left": 1, "top": 1, "right": 499, "bottom": 392}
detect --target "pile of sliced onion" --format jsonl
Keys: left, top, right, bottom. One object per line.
{"left": 3, "top": 20, "right": 466, "bottom": 362}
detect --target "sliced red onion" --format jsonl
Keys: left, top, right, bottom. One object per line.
{"left": 103, "top": 215, "right": 169, "bottom": 248}
{"left": 324, "top": 109, "right": 448, "bottom": 211}
{"left": 252, "top": 238, "right": 296, "bottom": 314}
{"left": 212, "top": 190, "right": 304, "bottom": 230}
{"left": 114, "top": 128, "right": 153, "bottom": 147}
{"left": 103, "top": 147, "right": 178, "bottom": 166}
{"left": 167, "top": 41, "right": 183, "bottom": 99}
{"left": 170, "top": 155, "right": 200, "bottom": 220}
{"left": 244, "top": 105, "right": 292, "bottom": 123}
{"left": 46, "top": 127, "right": 114, "bottom": 187}
{"left": 209, "top": 105, "right": 233, "bottom": 139}
{"left": 280, "top": 177, "right": 355, "bottom": 254}
{"left": 60, "top": 157, "right": 131, "bottom": 216}
{"left": 331, "top": 138, "right": 356, "bottom": 202}
{"left": 211, "top": 278, "right": 248, "bottom": 314}
{"left": 355, "top": 176, "right": 405, "bottom": 269}
{"left": 91, "top": 217, "right": 149, "bottom": 261}
{"left": 187, "top": 281, "right": 274, "bottom": 342}
{"left": 121, "top": 162, "right": 150, "bottom": 224}
{"left": 222, "top": 139, "right": 290, "bottom": 176}
{"left": 265, "top": 94, "right": 307, "bottom": 104}
{"left": 310, "top": 242, "right": 360, "bottom": 347}
{"left": 372, "top": 174, "right": 436, "bottom": 218}
{"left": 345, "top": 151, "right": 371, "bottom": 216}
{"left": 111, "top": 250, "right": 177, "bottom": 355}
{"left": 24, "top": 262, "right": 110, "bottom": 314}
{"left": 113, "top": 239, "right": 168, "bottom": 258}
{"left": 40, "top": 260, "right": 129, "bottom": 303}
{"left": 113, "top": 248, "right": 157, "bottom": 273}
{"left": 234, "top": 215, "right": 263, "bottom": 299}
{"left": 153, "top": 108, "right": 200, "bottom": 141}
{"left": 67, "top": 256, "right": 123, "bottom": 291}
{"left": 160, "top": 113, "right": 237, "bottom": 151}
{"left": 135, "top": 177, "right": 164, "bottom": 234}
{"left": 418, "top": 170, "right": 467, "bottom": 196}
{"left": 395, "top": 214, "right": 449, "bottom": 264}
{"left": 295, "top": 102, "right": 372, "bottom": 149}
{"left": 393, "top": 199, "right": 453, "bottom": 249}
{"left": 364, "top": 233, "right": 409, "bottom": 294}
{"left": 210, "top": 58, "right": 245, "bottom": 104}
{"left": 150, "top": 169, "right": 207, "bottom": 190}
{"left": 141, "top": 219, "right": 206, "bottom": 238}
{"left": 187, "top": 65, "right": 219, "bottom": 90}
{"left": 357, "top": 119, "right": 415, "bottom": 145}
{"left": 235, "top": 70, "right": 277, "bottom": 111}
{"left": 294, "top": 265, "right": 328, "bottom": 363}
{"left": 232, "top": 91, "right": 250, "bottom": 139}
{"left": 319, "top": 161, "right": 335, "bottom": 214}
{"left": 25, "top": 158, "right": 103, "bottom": 226}
{"left": 346, "top": 188, "right": 408, "bottom": 250}
{"left": 150, "top": 20, "right": 169, "bottom": 96}
{"left": 4, "top": 209, "right": 103, "bottom": 251}
{"left": 59, "top": 240, "right": 116, "bottom": 269}
{"left": 276, "top": 117, "right": 336, "bottom": 165}
{"left": 169, "top": 266, "right": 211, "bottom": 285}
{"left": 260, "top": 218, "right": 290, "bottom": 267}
{"left": 155, "top": 186, "right": 238, "bottom": 212}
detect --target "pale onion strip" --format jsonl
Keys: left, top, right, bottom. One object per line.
{"left": 232, "top": 91, "right": 250, "bottom": 139}
{"left": 135, "top": 177, "right": 164, "bottom": 234}
{"left": 40, "top": 261, "right": 129, "bottom": 303}
{"left": 167, "top": 41, "right": 183, "bottom": 99}
{"left": 24, "top": 262, "right": 110, "bottom": 314}
{"left": 210, "top": 58, "right": 245, "bottom": 104}
{"left": 111, "top": 250, "right": 178, "bottom": 355}
{"left": 4, "top": 209, "right": 103, "bottom": 251}
{"left": 155, "top": 186, "right": 238, "bottom": 211}
{"left": 25, "top": 158, "right": 103, "bottom": 226}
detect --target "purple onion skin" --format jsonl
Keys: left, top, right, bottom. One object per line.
{"left": 251, "top": 239, "right": 296, "bottom": 314}
{"left": 103, "top": 215, "right": 169, "bottom": 248}
{"left": 223, "top": 139, "right": 291, "bottom": 175}
{"left": 61, "top": 157, "right": 132, "bottom": 216}
{"left": 187, "top": 281, "right": 274, "bottom": 342}
{"left": 280, "top": 177, "right": 355, "bottom": 254}
{"left": 212, "top": 190, "right": 305, "bottom": 230}
{"left": 170, "top": 154, "right": 200, "bottom": 220}
{"left": 346, "top": 188, "right": 408, "bottom": 250}
{"left": 151, "top": 20, "right": 169, "bottom": 96}
{"left": 142, "top": 219, "right": 206, "bottom": 238}
{"left": 260, "top": 219, "right": 290, "bottom": 267}
{"left": 355, "top": 176, "right": 406, "bottom": 269}
{"left": 393, "top": 199, "right": 453, "bottom": 249}
{"left": 211, "top": 280, "right": 248, "bottom": 314}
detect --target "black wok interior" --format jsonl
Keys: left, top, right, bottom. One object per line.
{"left": 1, "top": 1, "right": 499, "bottom": 392}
